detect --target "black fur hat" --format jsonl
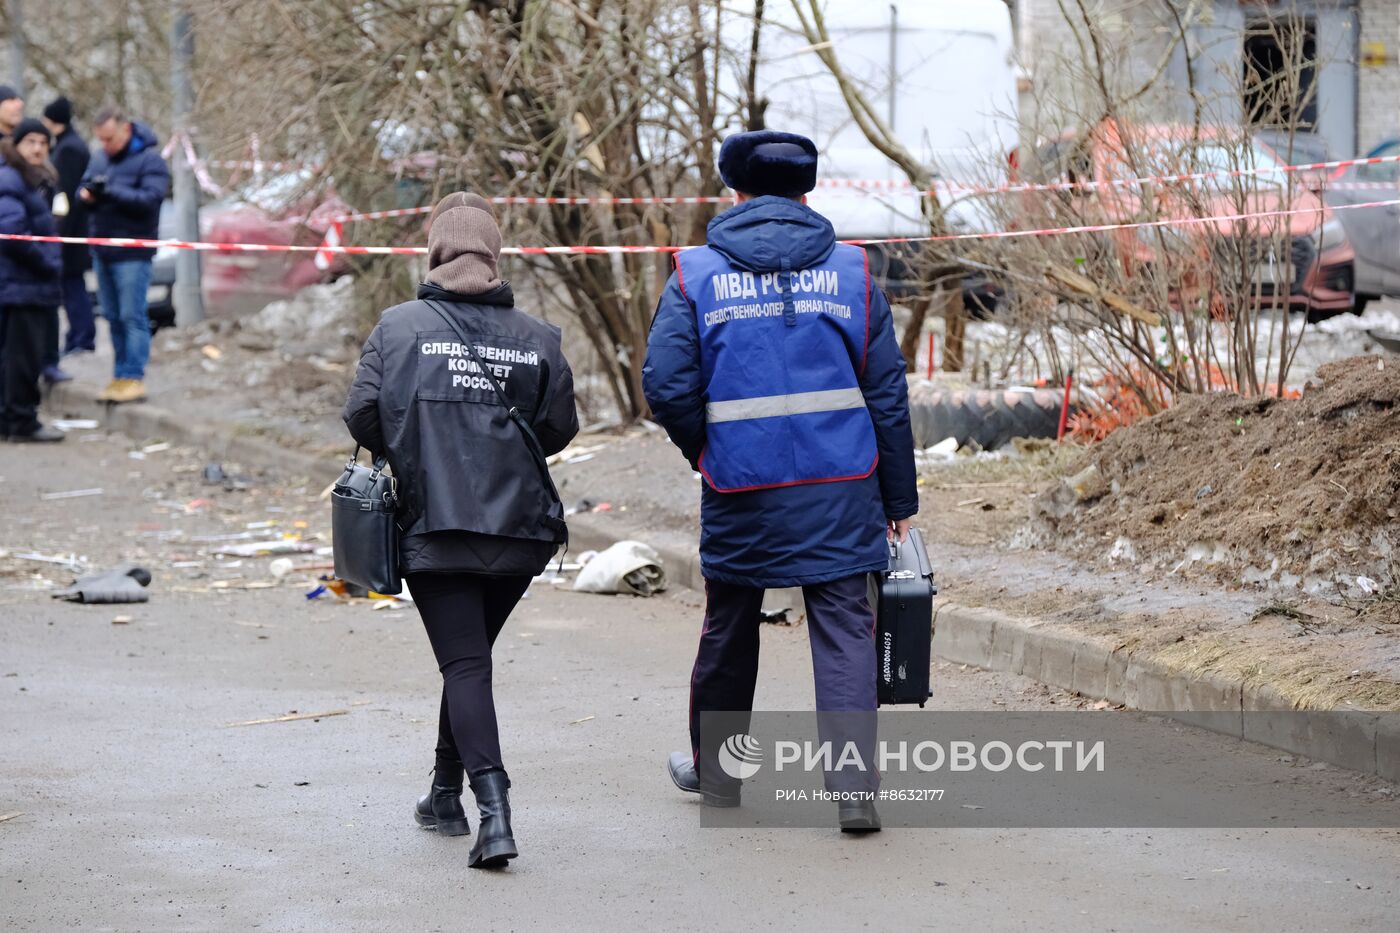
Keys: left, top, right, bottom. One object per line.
{"left": 718, "top": 130, "right": 819, "bottom": 197}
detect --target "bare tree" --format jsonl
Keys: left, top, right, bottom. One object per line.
{"left": 187, "top": 0, "right": 767, "bottom": 421}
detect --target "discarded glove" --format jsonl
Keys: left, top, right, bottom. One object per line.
{"left": 52, "top": 564, "right": 153, "bottom": 604}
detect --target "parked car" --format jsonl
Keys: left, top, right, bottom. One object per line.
{"left": 1015, "top": 121, "right": 1356, "bottom": 320}
{"left": 1326, "top": 138, "right": 1399, "bottom": 311}
{"left": 200, "top": 171, "right": 352, "bottom": 318}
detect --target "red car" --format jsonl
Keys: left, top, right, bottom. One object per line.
{"left": 200, "top": 172, "right": 353, "bottom": 318}
{"left": 1015, "top": 121, "right": 1356, "bottom": 319}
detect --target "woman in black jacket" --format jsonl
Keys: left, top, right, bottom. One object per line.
{"left": 343, "top": 192, "right": 578, "bottom": 868}
{"left": 0, "top": 119, "right": 64, "bottom": 442}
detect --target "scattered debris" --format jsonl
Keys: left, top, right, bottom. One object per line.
{"left": 569, "top": 715, "right": 596, "bottom": 725}
{"left": 14, "top": 552, "right": 87, "bottom": 573}
{"left": 573, "top": 541, "right": 667, "bottom": 596}
{"left": 212, "top": 540, "right": 315, "bottom": 558}
{"left": 546, "top": 443, "right": 607, "bottom": 467}
{"left": 111, "top": 615, "right": 132, "bottom": 625}
{"left": 51, "top": 419, "right": 98, "bottom": 431}
{"left": 226, "top": 709, "right": 348, "bottom": 727}
{"left": 919, "top": 437, "right": 960, "bottom": 461}
{"left": 40, "top": 487, "right": 104, "bottom": 501}
{"left": 0, "top": 811, "right": 22, "bottom": 824}
{"left": 52, "top": 565, "right": 152, "bottom": 604}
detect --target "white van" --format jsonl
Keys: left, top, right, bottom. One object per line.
{"left": 721, "top": 0, "right": 1019, "bottom": 301}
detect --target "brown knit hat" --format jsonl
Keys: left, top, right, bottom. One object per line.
{"left": 427, "top": 191, "right": 495, "bottom": 232}
{"left": 425, "top": 204, "right": 503, "bottom": 295}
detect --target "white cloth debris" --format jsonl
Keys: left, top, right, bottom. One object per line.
{"left": 572, "top": 541, "right": 667, "bottom": 596}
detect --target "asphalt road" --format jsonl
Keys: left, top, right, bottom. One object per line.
{"left": 3, "top": 431, "right": 1399, "bottom": 931}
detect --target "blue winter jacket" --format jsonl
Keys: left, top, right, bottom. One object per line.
{"left": 643, "top": 196, "right": 918, "bottom": 588}
{"left": 0, "top": 164, "right": 61, "bottom": 307}
{"left": 81, "top": 122, "right": 169, "bottom": 261}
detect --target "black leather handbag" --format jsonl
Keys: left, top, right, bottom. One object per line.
{"left": 330, "top": 447, "right": 402, "bottom": 595}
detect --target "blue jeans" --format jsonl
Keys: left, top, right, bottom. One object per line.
{"left": 94, "top": 256, "right": 153, "bottom": 380}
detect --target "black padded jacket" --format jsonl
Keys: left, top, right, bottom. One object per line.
{"left": 343, "top": 281, "right": 578, "bottom": 576}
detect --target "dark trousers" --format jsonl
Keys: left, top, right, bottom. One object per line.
{"left": 689, "top": 574, "right": 878, "bottom": 790}
{"left": 61, "top": 271, "right": 96, "bottom": 354}
{"left": 0, "top": 304, "right": 54, "bottom": 437}
{"left": 406, "top": 572, "right": 532, "bottom": 780}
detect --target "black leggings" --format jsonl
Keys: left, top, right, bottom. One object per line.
{"left": 406, "top": 572, "right": 532, "bottom": 780}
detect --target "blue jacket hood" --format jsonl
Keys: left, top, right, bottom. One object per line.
{"left": 120, "top": 123, "right": 159, "bottom": 159}
{"left": 705, "top": 196, "right": 836, "bottom": 274}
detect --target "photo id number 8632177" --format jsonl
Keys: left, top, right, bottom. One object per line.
{"left": 878, "top": 788, "right": 946, "bottom": 802}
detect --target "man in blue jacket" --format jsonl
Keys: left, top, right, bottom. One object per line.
{"left": 643, "top": 131, "right": 918, "bottom": 832}
{"left": 79, "top": 106, "right": 169, "bottom": 404}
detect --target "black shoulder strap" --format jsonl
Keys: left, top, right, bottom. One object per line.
{"left": 425, "top": 300, "right": 563, "bottom": 508}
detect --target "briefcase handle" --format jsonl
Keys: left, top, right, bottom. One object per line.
{"left": 345, "top": 445, "right": 397, "bottom": 506}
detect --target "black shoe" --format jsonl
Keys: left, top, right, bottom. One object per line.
{"left": 838, "top": 798, "right": 882, "bottom": 833}
{"left": 667, "top": 751, "right": 740, "bottom": 807}
{"left": 9, "top": 425, "right": 65, "bottom": 443}
{"left": 414, "top": 777, "right": 471, "bottom": 837}
{"left": 467, "top": 770, "right": 518, "bottom": 868}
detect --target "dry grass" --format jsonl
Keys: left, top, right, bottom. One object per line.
{"left": 920, "top": 439, "right": 1086, "bottom": 489}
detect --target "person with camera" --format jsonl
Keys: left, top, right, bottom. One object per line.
{"left": 343, "top": 192, "right": 578, "bottom": 868}
{"left": 78, "top": 106, "right": 169, "bottom": 404}
{"left": 0, "top": 119, "right": 64, "bottom": 442}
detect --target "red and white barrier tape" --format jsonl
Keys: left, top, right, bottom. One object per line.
{"left": 160, "top": 130, "right": 224, "bottom": 197}
{"left": 843, "top": 197, "right": 1400, "bottom": 246}
{"left": 157, "top": 137, "right": 1400, "bottom": 211}
{"left": 323, "top": 176, "right": 1399, "bottom": 228}
{"left": 813, "top": 153, "right": 1400, "bottom": 197}
{"left": 8, "top": 197, "right": 1398, "bottom": 257}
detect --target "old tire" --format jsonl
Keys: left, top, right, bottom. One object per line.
{"left": 908, "top": 384, "right": 1068, "bottom": 451}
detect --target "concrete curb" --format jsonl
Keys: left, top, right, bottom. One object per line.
{"left": 933, "top": 602, "right": 1399, "bottom": 783}
{"left": 575, "top": 512, "right": 1396, "bottom": 782}
{"left": 47, "top": 383, "right": 329, "bottom": 484}
{"left": 53, "top": 384, "right": 1392, "bottom": 783}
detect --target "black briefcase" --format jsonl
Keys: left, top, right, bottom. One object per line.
{"left": 330, "top": 447, "right": 402, "bottom": 596}
{"left": 875, "top": 528, "right": 938, "bottom": 706}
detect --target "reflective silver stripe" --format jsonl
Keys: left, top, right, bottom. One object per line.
{"left": 706, "top": 387, "right": 866, "bottom": 424}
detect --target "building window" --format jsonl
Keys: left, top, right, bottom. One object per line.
{"left": 1242, "top": 15, "right": 1319, "bottom": 130}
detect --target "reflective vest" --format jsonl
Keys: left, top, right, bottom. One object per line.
{"left": 675, "top": 243, "right": 878, "bottom": 492}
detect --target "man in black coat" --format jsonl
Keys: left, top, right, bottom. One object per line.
{"left": 41, "top": 97, "right": 95, "bottom": 358}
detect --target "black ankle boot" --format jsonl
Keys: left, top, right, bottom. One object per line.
{"left": 467, "top": 770, "right": 518, "bottom": 868}
{"left": 414, "top": 767, "right": 471, "bottom": 837}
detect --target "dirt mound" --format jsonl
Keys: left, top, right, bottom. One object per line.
{"left": 1035, "top": 355, "right": 1400, "bottom": 597}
